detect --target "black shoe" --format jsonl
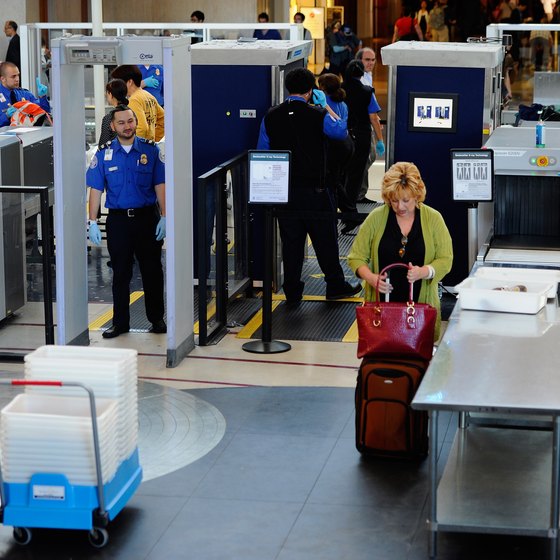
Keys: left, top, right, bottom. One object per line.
{"left": 150, "top": 319, "right": 167, "bottom": 334}
{"left": 285, "top": 298, "right": 302, "bottom": 309}
{"left": 326, "top": 282, "right": 362, "bottom": 300}
{"left": 102, "top": 325, "right": 130, "bottom": 339}
{"left": 341, "top": 221, "right": 360, "bottom": 235}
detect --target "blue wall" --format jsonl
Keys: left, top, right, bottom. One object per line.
{"left": 393, "top": 66, "right": 486, "bottom": 284}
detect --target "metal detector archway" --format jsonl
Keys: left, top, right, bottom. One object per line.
{"left": 51, "top": 36, "right": 193, "bottom": 367}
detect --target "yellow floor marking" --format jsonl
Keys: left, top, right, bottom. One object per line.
{"left": 236, "top": 301, "right": 281, "bottom": 339}
{"left": 89, "top": 291, "right": 144, "bottom": 330}
{"left": 194, "top": 300, "right": 217, "bottom": 335}
{"left": 342, "top": 318, "right": 358, "bottom": 343}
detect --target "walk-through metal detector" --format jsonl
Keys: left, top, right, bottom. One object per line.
{"left": 51, "top": 36, "right": 194, "bottom": 367}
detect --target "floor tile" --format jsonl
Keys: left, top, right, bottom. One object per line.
{"left": 146, "top": 497, "right": 302, "bottom": 560}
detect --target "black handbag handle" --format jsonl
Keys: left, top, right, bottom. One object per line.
{"left": 375, "top": 262, "right": 413, "bottom": 303}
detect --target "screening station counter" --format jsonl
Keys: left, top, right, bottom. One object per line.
{"left": 412, "top": 289, "right": 560, "bottom": 558}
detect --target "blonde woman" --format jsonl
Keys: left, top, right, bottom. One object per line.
{"left": 348, "top": 162, "right": 453, "bottom": 339}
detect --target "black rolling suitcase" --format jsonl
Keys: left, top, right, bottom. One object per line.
{"left": 355, "top": 356, "right": 429, "bottom": 459}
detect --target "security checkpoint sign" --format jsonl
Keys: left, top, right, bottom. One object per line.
{"left": 451, "top": 148, "right": 494, "bottom": 202}
{"left": 248, "top": 151, "right": 290, "bottom": 204}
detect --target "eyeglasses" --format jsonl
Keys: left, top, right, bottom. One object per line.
{"left": 363, "top": 58, "right": 376, "bottom": 62}
{"left": 399, "top": 235, "right": 408, "bottom": 258}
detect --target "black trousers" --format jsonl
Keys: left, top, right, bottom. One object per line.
{"left": 277, "top": 188, "right": 347, "bottom": 301}
{"left": 106, "top": 210, "right": 164, "bottom": 329}
{"left": 340, "top": 127, "right": 372, "bottom": 215}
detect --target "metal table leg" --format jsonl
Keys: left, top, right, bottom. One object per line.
{"left": 550, "top": 416, "right": 560, "bottom": 560}
{"left": 429, "top": 409, "right": 439, "bottom": 559}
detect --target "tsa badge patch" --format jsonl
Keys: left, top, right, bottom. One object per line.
{"left": 89, "top": 154, "right": 98, "bottom": 169}
{"left": 140, "top": 154, "right": 148, "bottom": 165}
{"left": 158, "top": 150, "right": 165, "bottom": 163}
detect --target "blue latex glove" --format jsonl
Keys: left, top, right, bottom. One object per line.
{"left": 5, "top": 106, "right": 16, "bottom": 118}
{"left": 36, "top": 77, "right": 48, "bottom": 97}
{"left": 312, "top": 89, "right": 327, "bottom": 107}
{"left": 89, "top": 221, "right": 102, "bottom": 246}
{"left": 144, "top": 76, "right": 159, "bottom": 89}
{"left": 376, "top": 140, "right": 385, "bottom": 157}
{"left": 155, "top": 216, "right": 166, "bottom": 241}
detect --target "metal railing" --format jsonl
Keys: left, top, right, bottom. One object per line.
{"left": 197, "top": 152, "right": 251, "bottom": 346}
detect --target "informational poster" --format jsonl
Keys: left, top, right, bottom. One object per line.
{"left": 409, "top": 92, "right": 458, "bottom": 133}
{"left": 300, "top": 8, "right": 325, "bottom": 39}
{"left": 248, "top": 151, "right": 290, "bottom": 204}
{"left": 451, "top": 149, "right": 494, "bottom": 202}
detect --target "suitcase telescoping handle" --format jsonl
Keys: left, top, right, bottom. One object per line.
{"left": 0, "top": 379, "right": 107, "bottom": 518}
{"left": 374, "top": 262, "right": 413, "bottom": 304}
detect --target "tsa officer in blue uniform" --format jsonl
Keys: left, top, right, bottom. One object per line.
{"left": 0, "top": 62, "right": 51, "bottom": 127}
{"left": 139, "top": 64, "right": 164, "bottom": 107}
{"left": 87, "top": 105, "right": 167, "bottom": 339}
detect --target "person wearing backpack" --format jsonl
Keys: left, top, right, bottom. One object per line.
{"left": 392, "top": 8, "right": 423, "bottom": 42}
{"left": 0, "top": 62, "right": 51, "bottom": 127}
{"left": 427, "top": 1, "right": 449, "bottom": 42}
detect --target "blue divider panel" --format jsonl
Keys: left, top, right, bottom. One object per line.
{"left": 393, "top": 66, "right": 486, "bottom": 284}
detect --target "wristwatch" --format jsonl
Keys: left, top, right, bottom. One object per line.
{"left": 87, "top": 219, "right": 97, "bottom": 227}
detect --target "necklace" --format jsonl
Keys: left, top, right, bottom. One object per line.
{"left": 399, "top": 235, "right": 408, "bottom": 259}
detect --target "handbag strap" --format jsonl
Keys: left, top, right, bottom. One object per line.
{"left": 374, "top": 262, "right": 413, "bottom": 303}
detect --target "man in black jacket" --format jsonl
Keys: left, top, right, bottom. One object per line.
{"left": 4, "top": 21, "right": 20, "bottom": 71}
{"left": 257, "top": 68, "right": 362, "bottom": 305}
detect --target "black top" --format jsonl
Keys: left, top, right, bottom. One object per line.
{"left": 343, "top": 78, "right": 373, "bottom": 132}
{"left": 378, "top": 209, "right": 425, "bottom": 302}
{"left": 98, "top": 113, "right": 116, "bottom": 146}
{"left": 6, "top": 34, "right": 20, "bottom": 71}
{"left": 264, "top": 99, "right": 327, "bottom": 190}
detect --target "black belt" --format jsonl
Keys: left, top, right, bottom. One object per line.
{"left": 108, "top": 206, "right": 156, "bottom": 217}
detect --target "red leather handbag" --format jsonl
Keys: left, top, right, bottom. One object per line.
{"left": 356, "top": 263, "right": 437, "bottom": 361}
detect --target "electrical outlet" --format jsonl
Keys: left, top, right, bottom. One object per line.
{"left": 240, "top": 109, "right": 256, "bottom": 119}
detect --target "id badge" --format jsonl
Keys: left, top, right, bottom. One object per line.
{"left": 104, "top": 149, "right": 113, "bottom": 161}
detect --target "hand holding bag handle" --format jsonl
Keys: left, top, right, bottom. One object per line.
{"left": 373, "top": 262, "right": 416, "bottom": 329}
{"left": 356, "top": 262, "right": 437, "bottom": 361}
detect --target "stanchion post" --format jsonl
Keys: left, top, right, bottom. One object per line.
{"left": 242, "top": 204, "right": 290, "bottom": 354}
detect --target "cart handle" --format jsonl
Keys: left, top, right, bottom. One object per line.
{"left": 0, "top": 379, "right": 107, "bottom": 518}
{"left": 9, "top": 380, "right": 63, "bottom": 386}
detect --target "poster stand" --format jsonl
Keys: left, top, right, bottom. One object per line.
{"left": 242, "top": 151, "right": 291, "bottom": 355}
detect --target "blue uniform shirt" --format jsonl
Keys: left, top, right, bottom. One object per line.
{"left": 369, "top": 91, "right": 381, "bottom": 115}
{"left": 257, "top": 96, "right": 347, "bottom": 149}
{"left": 326, "top": 97, "right": 349, "bottom": 122}
{"left": 0, "top": 84, "right": 51, "bottom": 127}
{"left": 138, "top": 65, "right": 164, "bottom": 107}
{"left": 86, "top": 136, "right": 165, "bottom": 209}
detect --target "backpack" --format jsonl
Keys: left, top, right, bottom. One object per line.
{"left": 10, "top": 101, "right": 52, "bottom": 127}
{"left": 429, "top": 7, "right": 445, "bottom": 30}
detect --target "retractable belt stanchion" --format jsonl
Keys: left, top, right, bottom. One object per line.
{"left": 242, "top": 150, "right": 291, "bottom": 355}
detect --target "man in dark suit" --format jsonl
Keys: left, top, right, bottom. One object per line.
{"left": 4, "top": 21, "right": 20, "bottom": 71}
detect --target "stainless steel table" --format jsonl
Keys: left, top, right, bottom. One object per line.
{"left": 412, "top": 302, "right": 560, "bottom": 558}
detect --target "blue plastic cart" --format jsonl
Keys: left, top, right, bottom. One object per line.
{"left": 0, "top": 379, "right": 142, "bottom": 548}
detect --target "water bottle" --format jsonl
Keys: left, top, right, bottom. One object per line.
{"left": 536, "top": 111, "right": 546, "bottom": 148}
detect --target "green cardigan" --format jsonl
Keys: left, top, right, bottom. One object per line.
{"left": 348, "top": 203, "right": 453, "bottom": 339}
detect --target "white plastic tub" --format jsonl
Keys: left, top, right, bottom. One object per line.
{"left": 0, "top": 394, "right": 119, "bottom": 485}
{"left": 455, "top": 277, "right": 553, "bottom": 314}
{"left": 474, "top": 267, "right": 560, "bottom": 299}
